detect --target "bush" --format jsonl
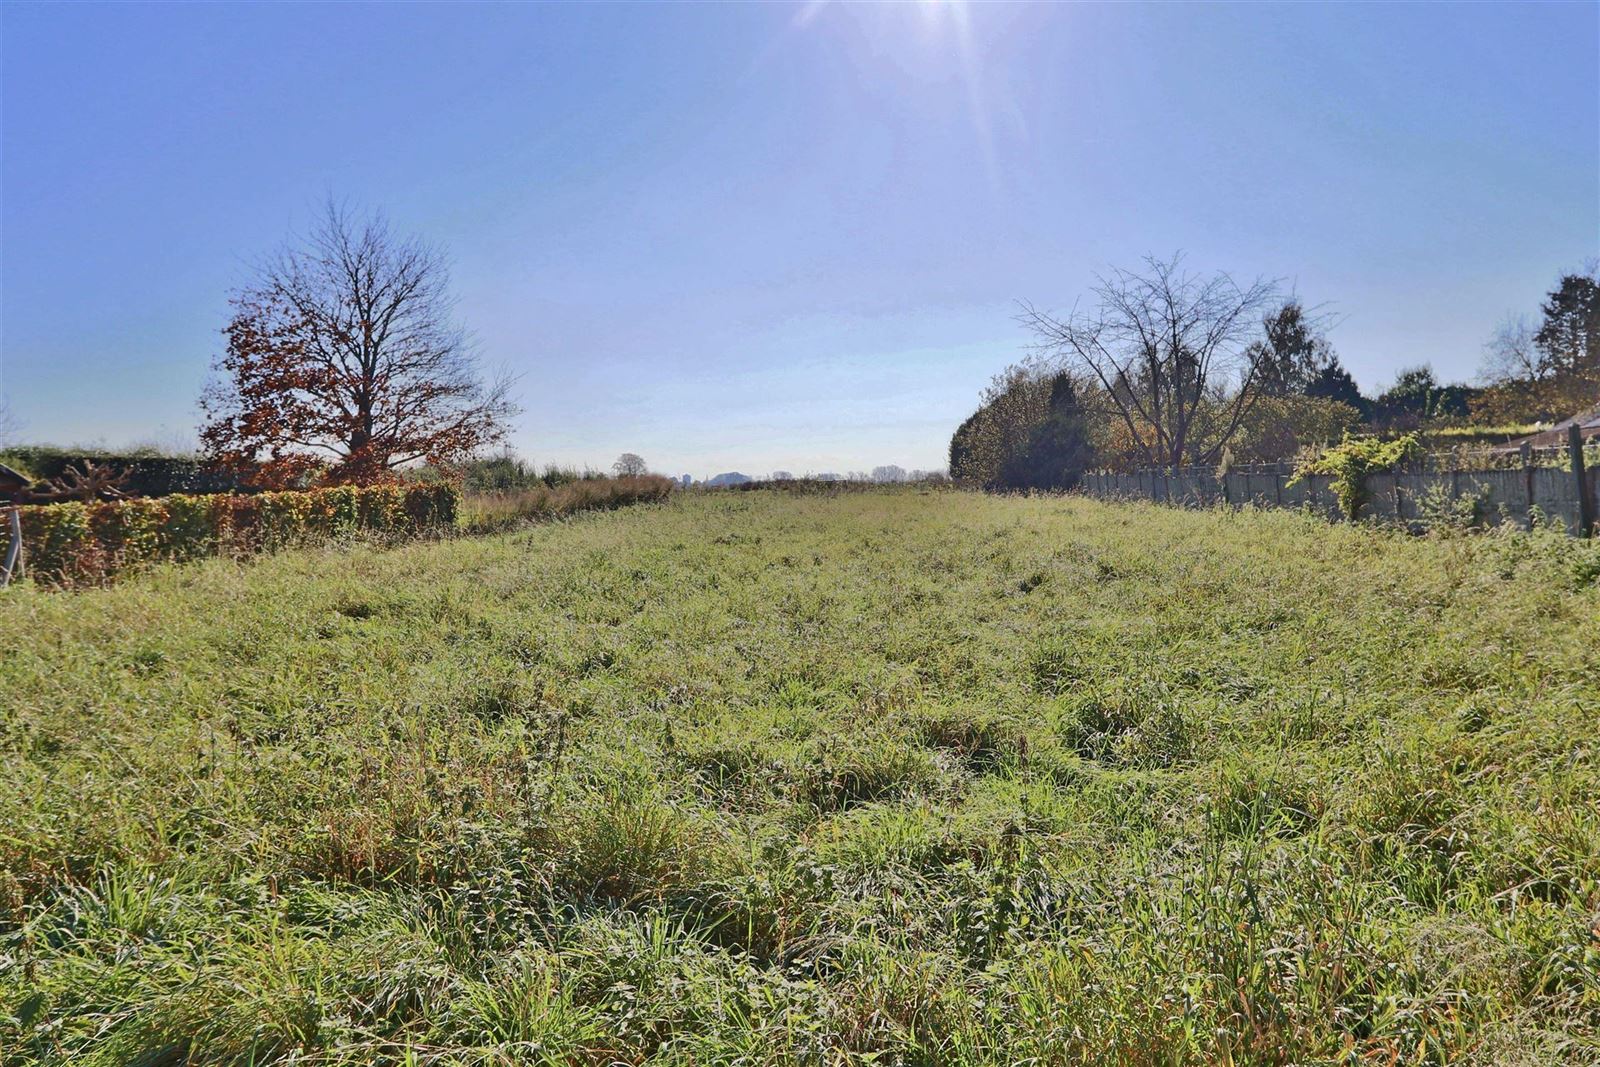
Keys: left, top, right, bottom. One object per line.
{"left": 1288, "top": 432, "right": 1423, "bottom": 519}
{"left": 428, "top": 454, "right": 596, "bottom": 493}
{"left": 951, "top": 369, "right": 1096, "bottom": 490}
{"left": 12, "top": 483, "right": 459, "bottom": 585}
{"left": 1230, "top": 395, "right": 1363, "bottom": 464}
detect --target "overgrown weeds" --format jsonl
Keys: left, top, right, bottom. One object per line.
{"left": 459, "top": 474, "right": 675, "bottom": 534}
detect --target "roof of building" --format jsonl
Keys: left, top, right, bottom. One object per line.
{"left": 1499, "top": 405, "right": 1600, "bottom": 451}
{"left": 0, "top": 463, "right": 32, "bottom": 494}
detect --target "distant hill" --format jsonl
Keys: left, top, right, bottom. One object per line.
{"left": 705, "top": 472, "right": 753, "bottom": 487}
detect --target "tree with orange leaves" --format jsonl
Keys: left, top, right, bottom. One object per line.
{"left": 200, "top": 202, "right": 517, "bottom": 488}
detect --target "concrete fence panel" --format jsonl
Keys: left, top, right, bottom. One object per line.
{"left": 1532, "top": 466, "right": 1581, "bottom": 532}
{"left": 1079, "top": 463, "right": 1592, "bottom": 536}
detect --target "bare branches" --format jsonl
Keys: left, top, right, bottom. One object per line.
{"left": 1482, "top": 316, "right": 1538, "bottom": 386}
{"left": 200, "top": 202, "right": 518, "bottom": 486}
{"left": 1476, "top": 266, "right": 1600, "bottom": 423}
{"left": 21, "top": 461, "right": 131, "bottom": 503}
{"left": 1020, "top": 253, "right": 1280, "bottom": 469}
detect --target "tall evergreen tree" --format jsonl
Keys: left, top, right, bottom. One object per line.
{"left": 1304, "top": 356, "right": 1368, "bottom": 418}
{"left": 1533, "top": 272, "right": 1600, "bottom": 386}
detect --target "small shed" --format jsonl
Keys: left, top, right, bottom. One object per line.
{"left": 0, "top": 463, "right": 31, "bottom": 503}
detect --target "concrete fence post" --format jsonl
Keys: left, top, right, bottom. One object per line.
{"left": 1520, "top": 442, "right": 1534, "bottom": 529}
{"left": 1569, "top": 424, "right": 1595, "bottom": 538}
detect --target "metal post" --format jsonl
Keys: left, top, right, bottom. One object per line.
{"left": 1, "top": 505, "right": 21, "bottom": 587}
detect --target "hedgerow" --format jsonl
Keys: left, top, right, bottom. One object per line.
{"left": 13, "top": 483, "right": 458, "bottom": 585}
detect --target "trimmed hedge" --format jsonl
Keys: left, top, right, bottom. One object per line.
{"left": 12, "top": 484, "right": 457, "bottom": 585}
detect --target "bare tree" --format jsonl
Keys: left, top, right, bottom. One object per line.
{"left": 871, "top": 464, "right": 907, "bottom": 483}
{"left": 1020, "top": 254, "right": 1280, "bottom": 470}
{"left": 1482, "top": 315, "right": 1541, "bottom": 386}
{"left": 200, "top": 201, "right": 517, "bottom": 486}
{"left": 613, "top": 453, "right": 648, "bottom": 477}
{"left": 1478, "top": 264, "right": 1600, "bottom": 421}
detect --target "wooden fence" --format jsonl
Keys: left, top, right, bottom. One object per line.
{"left": 1081, "top": 429, "right": 1599, "bottom": 536}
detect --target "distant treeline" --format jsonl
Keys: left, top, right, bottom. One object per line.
{"left": 459, "top": 474, "right": 676, "bottom": 533}
{"left": 450, "top": 454, "right": 612, "bottom": 494}
{"left": 714, "top": 474, "right": 950, "bottom": 495}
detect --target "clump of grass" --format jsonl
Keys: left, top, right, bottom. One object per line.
{"left": 909, "top": 705, "right": 1027, "bottom": 774}
{"left": 1202, "top": 755, "right": 1324, "bottom": 839}
{"left": 550, "top": 776, "right": 726, "bottom": 904}
{"left": 1057, "top": 679, "right": 1194, "bottom": 769}
{"left": 795, "top": 734, "right": 949, "bottom": 812}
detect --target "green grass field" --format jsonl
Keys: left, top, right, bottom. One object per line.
{"left": 3, "top": 489, "right": 1597, "bottom": 1065}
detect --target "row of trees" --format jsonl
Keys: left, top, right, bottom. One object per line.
{"left": 952, "top": 256, "right": 1600, "bottom": 489}
{"left": 952, "top": 255, "right": 1365, "bottom": 487}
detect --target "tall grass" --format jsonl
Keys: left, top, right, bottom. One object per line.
{"left": 459, "top": 474, "right": 675, "bottom": 533}
{"left": 1, "top": 489, "right": 1596, "bottom": 1064}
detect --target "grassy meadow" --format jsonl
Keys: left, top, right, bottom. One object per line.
{"left": 2, "top": 489, "right": 1598, "bottom": 1065}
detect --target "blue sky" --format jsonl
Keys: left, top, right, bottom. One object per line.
{"left": 2, "top": 2, "right": 1595, "bottom": 477}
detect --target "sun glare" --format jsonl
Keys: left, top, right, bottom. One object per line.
{"left": 790, "top": 0, "right": 997, "bottom": 188}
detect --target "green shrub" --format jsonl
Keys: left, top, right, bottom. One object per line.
{"left": 254, "top": 489, "right": 313, "bottom": 551}
{"left": 1289, "top": 432, "right": 1423, "bottom": 519}
{"left": 307, "top": 485, "right": 360, "bottom": 537}
{"left": 88, "top": 497, "right": 166, "bottom": 567}
{"left": 403, "top": 483, "right": 458, "bottom": 529}
{"left": 160, "top": 494, "right": 228, "bottom": 561}
{"left": 355, "top": 484, "right": 406, "bottom": 532}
